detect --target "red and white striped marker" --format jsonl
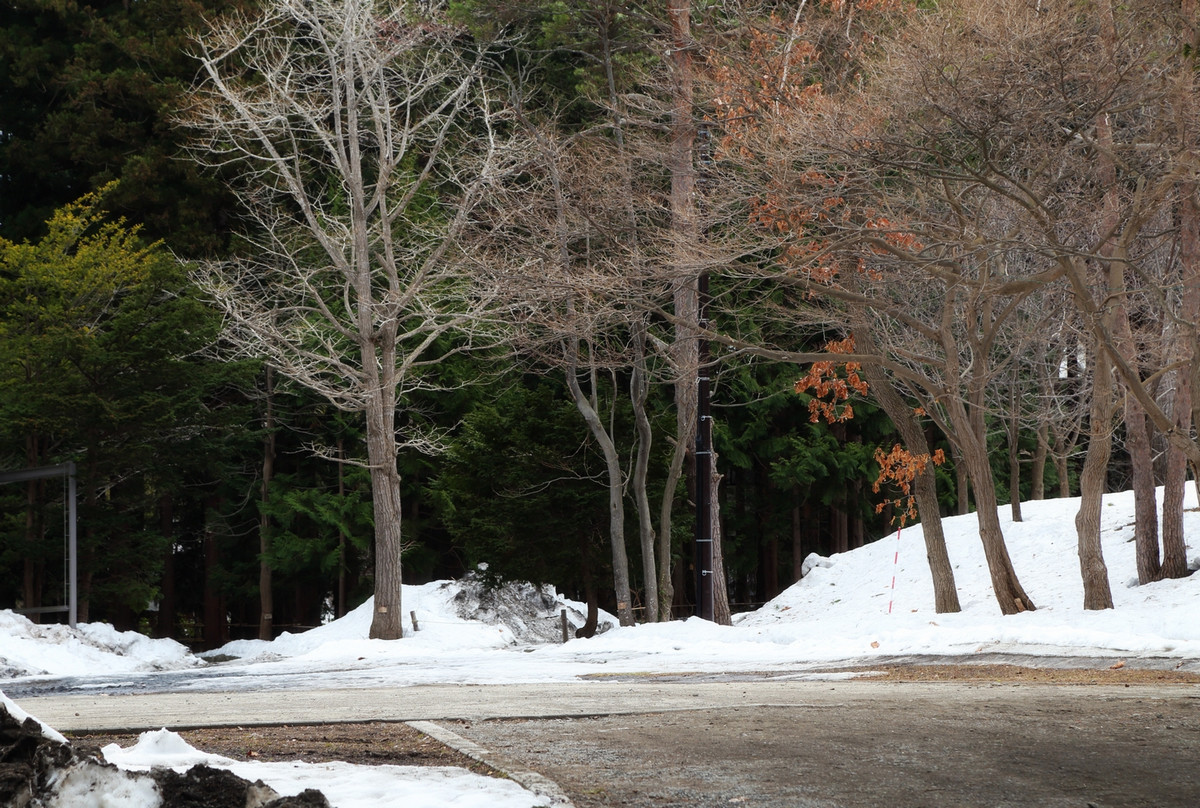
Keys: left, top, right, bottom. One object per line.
{"left": 887, "top": 524, "right": 902, "bottom": 614}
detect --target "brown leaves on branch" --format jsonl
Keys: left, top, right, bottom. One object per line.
{"left": 873, "top": 444, "right": 945, "bottom": 526}
{"left": 793, "top": 335, "right": 869, "bottom": 422}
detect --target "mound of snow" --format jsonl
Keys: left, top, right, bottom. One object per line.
{"left": 448, "top": 573, "right": 613, "bottom": 644}
{"left": 0, "top": 610, "right": 200, "bottom": 679}
{"left": 737, "top": 487, "right": 1200, "bottom": 663}
{"left": 210, "top": 575, "right": 614, "bottom": 664}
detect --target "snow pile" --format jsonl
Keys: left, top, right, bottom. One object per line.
{"left": 103, "top": 728, "right": 544, "bottom": 808}
{"left": 736, "top": 487, "right": 1200, "bottom": 662}
{"left": 0, "top": 698, "right": 547, "bottom": 808}
{"left": 448, "top": 573, "right": 613, "bottom": 644}
{"left": 0, "top": 610, "right": 200, "bottom": 679}
{"left": 211, "top": 577, "right": 611, "bottom": 669}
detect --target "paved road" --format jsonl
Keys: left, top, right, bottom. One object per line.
{"left": 15, "top": 679, "right": 1200, "bottom": 807}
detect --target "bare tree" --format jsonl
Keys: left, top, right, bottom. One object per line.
{"left": 181, "top": 0, "right": 511, "bottom": 639}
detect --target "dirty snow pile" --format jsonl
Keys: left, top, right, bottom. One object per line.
{"left": 0, "top": 610, "right": 198, "bottom": 679}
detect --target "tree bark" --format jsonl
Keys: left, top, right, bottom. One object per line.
{"left": 665, "top": 0, "right": 701, "bottom": 623}
{"left": 155, "top": 494, "right": 176, "bottom": 639}
{"left": 710, "top": 461, "right": 732, "bottom": 625}
{"left": 365, "top": 388, "right": 405, "bottom": 640}
{"left": 630, "top": 326, "right": 658, "bottom": 622}
{"left": 258, "top": 367, "right": 276, "bottom": 641}
{"left": 565, "top": 358, "right": 635, "bottom": 626}
{"left": 1073, "top": 343, "right": 1116, "bottom": 610}
{"left": 1031, "top": 421, "right": 1048, "bottom": 501}
{"left": 857, "top": 325, "right": 961, "bottom": 613}
{"left": 1007, "top": 388, "right": 1023, "bottom": 523}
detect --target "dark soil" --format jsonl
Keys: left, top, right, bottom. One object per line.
{"left": 855, "top": 661, "right": 1200, "bottom": 684}
{"left": 69, "top": 720, "right": 499, "bottom": 774}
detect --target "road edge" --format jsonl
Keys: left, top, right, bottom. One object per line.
{"left": 407, "top": 719, "right": 576, "bottom": 808}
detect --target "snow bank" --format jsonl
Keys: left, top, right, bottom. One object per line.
{"left": 0, "top": 610, "right": 199, "bottom": 679}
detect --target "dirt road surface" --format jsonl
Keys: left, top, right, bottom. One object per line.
{"left": 17, "top": 670, "right": 1200, "bottom": 808}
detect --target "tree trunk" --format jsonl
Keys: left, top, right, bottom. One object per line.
{"left": 365, "top": 391, "right": 405, "bottom": 640}
{"left": 1163, "top": 139, "right": 1200, "bottom": 580}
{"left": 565, "top": 361, "right": 635, "bottom": 626}
{"left": 792, "top": 493, "right": 806, "bottom": 584}
{"left": 258, "top": 367, "right": 276, "bottom": 641}
{"left": 1073, "top": 344, "right": 1116, "bottom": 610}
{"left": 1031, "top": 421, "right": 1048, "bottom": 501}
{"left": 856, "top": 326, "right": 960, "bottom": 612}
{"left": 951, "top": 415, "right": 1036, "bottom": 614}
{"left": 1007, "top": 393, "right": 1023, "bottom": 523}
{"left": 665, "top": 0, "right": 699, "bottom": 623}
{"left": 1126, "top": 398, "right": 1161, "bottom": 583}
{"left": 631, "top": 329, "right": 658, "bottom": 622}
{"left": 337, "top": 437, "right": 348, "bottom": 620}
{"left": 710, "top": 461, "right": 732, "bottom": 625}
{"left": 155, "top": 494, "right": 176, "bottom": 639}
{"left": 202, "top": 497, "right": 228, "bottom": 649}
{"left": 951, "top": 444, "right": 970, "bottom": 515}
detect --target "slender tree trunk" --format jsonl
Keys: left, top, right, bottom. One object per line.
{"left": 1074, "top": 342, "right": 1116, "bottom": 610}
{"left": 792, "top": 492, "right": 806, "bottom": 584}
{"left": 710, "top": 460, "right": 732, "bottom": 625}
{"left": 337, "top": 437, "right": 347, "bottom": 619}
{"left": 1007, "top": 390, "right": 1023, "bottom": 523}
{"left": 631, "top": 328, "right": 658, "bottom": 622}
{"left": 155, "top": 494, "right": 176, "bottom": 639}
{"left": 1163, "top": 120, "right": 1200, "bottom": 579}
{"left": 947, "top": 406, "right": 1036, "bottom": 614}
{"left": 1126, "top": 398, "right": 1161, "bottom": 583}
{"left": 202, "top": 496, "right": 228, "bottom": 649}
{"left": 951, "top": 444, "right": 970, "bottom": 515}
{"left": 1055, "top": 455, "right": 1071, "bottom": 498}
{"left": 258, "top": 368, "right": 276, "bottom": 641}
{"left": 565, "top": 358, "right": 635, "bottom": 626}
{"left": 1032, "top": 421, "right": 1048, "bottom": 501}
{"left": 857, "top": 325, "right": 960, "bottom": 612}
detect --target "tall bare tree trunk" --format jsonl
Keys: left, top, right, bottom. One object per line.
{"left": 155, "top": 494, "right": 176, "bottom": 639}
{"left": 1032, "top": 421, "right": 1048, "bottom": 501}
{"left": 565, "top": 356, "right": 635, "bottom": 626}
{"left": 856, "top": 325, "right": 961, "bottom": 613}
{"left": 1007, "top": 387, "right": 1023, "bottom": 523}
{"left": 961, "top": 436, "right": 1037, "bottom": 614}
{"left": 365, "top": 385, "right": 405, "bottom": 640}
{"left": 1125, "top": 397, "right": 1161, "bottom": 583}
{"left": 1162, "top": 130, "right": 1200, "bottom": 579}
{"left": 710, "top": 461, "right": 732, "bottom": 625}
{"left": 337, "top": 437, "right": 347, "bottom": 619}
{"left": 631, "top": 328, "right": 658, "bottom": 622}
{"left": 258, "top": 367, "right": 276, "bottom": 641}
{"left": 1074, "top": 341, "right": 1116, "bottom": 610}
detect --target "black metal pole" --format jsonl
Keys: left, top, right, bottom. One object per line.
{"left": 694, "top": 271, "right": 713, "bottom": 621}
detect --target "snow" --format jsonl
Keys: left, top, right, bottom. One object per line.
{"left": 102, "top": 729, "right": 539, "bottom": 808}
{"left": 3, "top": 486, "right": 1200, "bottom": 807}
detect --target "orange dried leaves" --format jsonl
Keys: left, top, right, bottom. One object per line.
{"left": 794, "top": 336, "right": 870, "bottom": 423}
{"left": 872, "top": 444, "right": 946, "bottom": 526}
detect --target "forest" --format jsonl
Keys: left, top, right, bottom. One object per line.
{"left": 1, "top": 0, "right": 1198, "bottom": 648}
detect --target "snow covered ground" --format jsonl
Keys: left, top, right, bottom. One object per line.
{"left": 3, "top": 487, "right": 1199, "bottom": 807}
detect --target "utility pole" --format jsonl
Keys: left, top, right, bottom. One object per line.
{"left": 694, "top": 271, "right": 714, "bottom": 621}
